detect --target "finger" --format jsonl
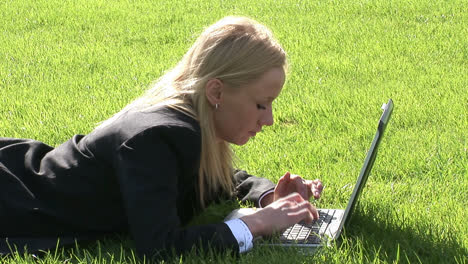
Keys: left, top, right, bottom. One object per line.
{"left": 281, "top": 192, "right": 306, "bottom": 204}
{"left": 271, "top": 195, "right": 304, "bottom": 211}
{"left": 287, "top": 208, "right": 314, "bottom": 223}
{"left": 276, "top": 172, "right": 291, "bottom": 188}
{"left": 311, "top": 185, "right": 321, "bottom": 199}
{"left": 303, "top": 180, "right": 315, "bottom": 199}
{"left": 310, "top": 179, "right": 323, "bottom": 199}
{"left": 300, "top": 201, "right": 319, "bottom": 220}
{"left": 314, "top": 179, "right": 323, "bottom": 191}
{"left": 282, "top": 171, "right": 291, "bottom": 181}
{"left": 274, "top": 172, "right": 291, "bottom": 199}
{"left": 287, "top": 201, "right": 318, "bottom": 222}
{"left": 290, "top": 175, "right": 308, "bottom": 199}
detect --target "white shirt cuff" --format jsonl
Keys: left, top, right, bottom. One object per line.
{"left": 258, "top": 189, "right": 274, "bottom": 208}
{"left": 224, "top": 218, "right": 253, "bottom": 253}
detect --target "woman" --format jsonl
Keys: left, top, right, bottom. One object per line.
{"left": 0, "top": 16, "right": 323, "bottom": 259}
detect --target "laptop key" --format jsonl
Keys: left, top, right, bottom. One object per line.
{"left": 305, "top": 234, "right": 322, "bottom": 244}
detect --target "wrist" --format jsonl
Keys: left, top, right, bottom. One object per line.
{"left": 240, "top": 214, "right": 264, "bottom": 237}
{"left": 259, "top": 192, "right": 274, "bottom": 207}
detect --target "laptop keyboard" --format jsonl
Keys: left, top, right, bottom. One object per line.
{"left": 280, "top": 209, "right": 335, "bottom": 244}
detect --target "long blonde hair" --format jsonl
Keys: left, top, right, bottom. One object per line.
{"left": 100, "top": 16, "right": 287, "bottom": 206}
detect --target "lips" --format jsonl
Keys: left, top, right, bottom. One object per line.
{"left": 248, "top": 130, "right": 260, "bottom": 137}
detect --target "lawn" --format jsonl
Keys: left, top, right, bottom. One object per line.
{"left": 0, "top": 0, "right": 466, "bottom": 263}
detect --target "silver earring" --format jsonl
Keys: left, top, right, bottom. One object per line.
{"left": 215, "top": 103, "right": 219, "bottom": 110}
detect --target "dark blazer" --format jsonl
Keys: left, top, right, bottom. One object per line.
{"left": 0, "top": 107, "right": 275, "bottom": 258}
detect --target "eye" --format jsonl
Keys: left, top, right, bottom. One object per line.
{"left": 257, "top": 104, "right": 266, "bottom": 110}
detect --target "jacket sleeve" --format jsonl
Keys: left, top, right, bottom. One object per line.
{"left": 233, "top": 170, "right": 275, "bottom": 207}
{"left": 114, "top": 126, "right": 238, "bottom": 259}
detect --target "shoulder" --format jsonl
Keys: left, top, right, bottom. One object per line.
{"left": 121, "top": 107, "right": 200, "bottom": 137}
{"left": 124, "top": 118, "right": 200, "bottom": 151}
{"left": 84, "top": 106, "right": 201, "bottom": 153}
{"left": 114, "top": 108, "right": 202, "bottom": 174}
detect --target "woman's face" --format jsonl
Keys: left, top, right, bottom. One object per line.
{"left": 214, "top": 67, "right": 286, "bottom": 145}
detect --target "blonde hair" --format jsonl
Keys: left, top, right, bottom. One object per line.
{"left": 100, "top": 16, "right": 287, "bottom": 206}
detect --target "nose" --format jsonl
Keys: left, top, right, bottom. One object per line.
{"left": 260, "top": 108, "right": 274, "bottom": 127}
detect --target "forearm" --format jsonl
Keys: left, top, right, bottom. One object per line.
{"left": 233, "top": 170, "right": 276, "bottom": 206}
{"left": 134, "top": 223, "right": 239, "bottom": 259}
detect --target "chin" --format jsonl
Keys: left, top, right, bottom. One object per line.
{"left": 237, "top": 137, "right": 251, "bottom": 146}
{"left": 228, "top": 137, "right": 250, "bottom": 146}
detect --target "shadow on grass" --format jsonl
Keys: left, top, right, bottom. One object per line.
{"left": 70, "top": 200, "right": 243, "bottom": 263}
{"left": 3, "top": 200, "right": 466, "bottom": 263}
{"left": 341, "top": 206, "right": 467, "bottom": 263}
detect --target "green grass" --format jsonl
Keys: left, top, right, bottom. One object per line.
{"left": 1, "top": 0, "right": 467, "bottom": 263}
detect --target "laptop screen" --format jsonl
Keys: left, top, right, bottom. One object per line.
{"left": 335, "top": 99, "right": 394, "bottom": 238}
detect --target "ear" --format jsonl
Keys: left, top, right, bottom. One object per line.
{"left": 205, "top": 78, "right": 224, "bottom": 106}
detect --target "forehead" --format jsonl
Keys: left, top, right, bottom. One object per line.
{"left": 244, "top": 67, "right": 285, "bottom": 99}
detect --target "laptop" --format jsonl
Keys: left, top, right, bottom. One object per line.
{"left": 225, "top": 99, "right": 394, "bottom": 249}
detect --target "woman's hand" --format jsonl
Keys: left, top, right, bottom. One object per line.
{"left": 274, "top": 172, "right": 323, "bottom": 201}
{"left": 240, "top": 193, "right": 318, "bottom": 237}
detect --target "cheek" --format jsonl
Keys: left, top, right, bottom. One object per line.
{"left": 214, "top": 111, "right": 240, "bottom": 140}
{"left": 223, "top": 112, "right": 249, "bottom": 139}
{"left": 247, "top": 108, "right": 261, "bottom": 125}
{"left": 236, "top": 108, "right": 256, "bottom": 127}
{"left": 215, "top": 101, "right": 258, "bottom": 139}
